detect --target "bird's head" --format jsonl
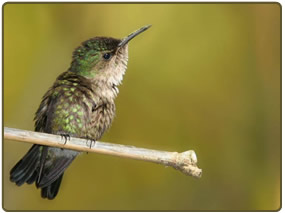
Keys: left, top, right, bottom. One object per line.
{"left": 70, "top": 25, "right": 151, "bottom": 86}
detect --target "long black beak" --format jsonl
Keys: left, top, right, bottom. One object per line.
{"left": 118, "top": 25, "right": 151, "bottom": 47}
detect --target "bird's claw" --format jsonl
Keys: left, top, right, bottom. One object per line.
{"left": 85, "top": 138, "right": 96, "bottom": 154}
{"left": 86, "top": 138, "right": 96, "bottom": 148}
{"left": 60, "top": 134, "right": 71, "bottom": 145}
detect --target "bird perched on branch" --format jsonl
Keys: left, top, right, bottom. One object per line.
{"left": 10, "top": 25, "right": 151, "bottom": 199}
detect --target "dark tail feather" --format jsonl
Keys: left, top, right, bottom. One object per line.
{"left": 37, "top": 156, "right": 75, "bottom": 188}
{"left": 26, "top": 170, "right": 38, "bottom": 184}
{"left": 10, "top": 145, "right": 41, "bottom": 186}
{"left": 10, "top": 146, "right": 76, "bottom": 200}
{"left": 41, "top": 174, "right": 63, "bottom": 200}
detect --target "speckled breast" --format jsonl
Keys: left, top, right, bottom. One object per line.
{"left": 87, "top": 98, "right": 116, "bottom": 140}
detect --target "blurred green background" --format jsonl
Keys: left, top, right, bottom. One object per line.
{"left": 3, "top": 3, "right": 280, "bottom": 211}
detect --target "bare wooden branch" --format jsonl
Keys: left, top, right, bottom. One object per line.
{"left": 4, "top": 127, "right": 202, "bottom": 178}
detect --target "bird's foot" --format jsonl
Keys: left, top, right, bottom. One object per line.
{"left": 60, "top": 134, "right": 71, "bottom": 145}
{"left": 85, "top": 138, "right": 96, "bottom": 154}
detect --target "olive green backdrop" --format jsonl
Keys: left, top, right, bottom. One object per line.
{"left": 3, "top": 3, "right": 281, "bottom": 211}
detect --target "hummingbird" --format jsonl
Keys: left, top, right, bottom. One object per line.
{"left": 10, "top": 25, "right": 151, "bottom": 200}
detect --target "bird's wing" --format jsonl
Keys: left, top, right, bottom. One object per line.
{"left": 34, "top": 75, "right": 95, "bottom": 187}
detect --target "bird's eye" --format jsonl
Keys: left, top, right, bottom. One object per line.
{"left": 103, "top": 53, "right": 112, "bottom": 60}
